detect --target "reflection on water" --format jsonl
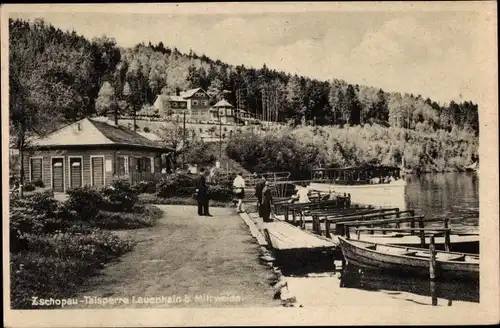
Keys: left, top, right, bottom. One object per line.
{"left": 405, "top": 172, "right": 479, "bottom": 233}
{"left": 276, "top": 173, "right": 481, "bottom": 306}
{"left": 340, "top": 263, "right": 479, "bottom": 304}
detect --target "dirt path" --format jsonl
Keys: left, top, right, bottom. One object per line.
{"left": 77, "top": 205, "right": 279, "bottom": 308}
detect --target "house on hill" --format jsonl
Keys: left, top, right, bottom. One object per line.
{"left": 153, "top": 87, "right": 212, "bottom": 121}
{"left": 24, "top": 117, "right": 174, "bottom": 192}
{"left": 210, "top": 99, "right": 236, "bottom": 124}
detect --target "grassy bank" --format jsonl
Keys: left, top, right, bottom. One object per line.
{"left": 9, "top": 181, "right": 162, "bottom": 309}
{"left": 138, "top": 193, "right": 235, "bottom": 208}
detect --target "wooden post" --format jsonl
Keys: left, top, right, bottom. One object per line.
{"left": 410, "top": 218, "right": 415, "bottom": 235}
{"left": 336, "top": 223, "right": 345, "bottom": 236}
{"left": 357, "top": 228, "right": 361, "bottom": 240}
{"left": 395, "top": 211, "right": 401, "bottom": 229}
{"left": 418, "top": 219, "right": 425, "bottom": 247}
{"left": 430, "top": 280, "right": 438, "bottom": 306}
{"left": 300, "top": 211, "right": 305, "bottom": 230}
{"left": 284, "top": 206, "right": 289, "bottom": 222}
{"left": 444, "top": 219, "right": 451, "bottom": 252}
{"left": 345, "top": 226, "right": 351, "bottom": 239}
{"left": 429, "top": 235, "right": 437, "bottom": 280}
{"left": 325, "top": 218, "right": 331, "bottom": 238}
{"left": 291, "top": 209, "right": 296, "bottom": 226}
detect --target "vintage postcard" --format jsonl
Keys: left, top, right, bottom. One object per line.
{"left": 2, "top": 2, "right": 498, "bottom": 327}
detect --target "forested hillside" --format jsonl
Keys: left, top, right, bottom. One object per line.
{"left": 9, "top": 18, "right": 479, "bottom": 172}
{"left": 227, "top": 125, "right": 478, "bottom": 177}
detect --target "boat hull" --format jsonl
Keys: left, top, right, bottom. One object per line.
{"left": 338, "top": 237, "right": 479, "bottom": 281}
{"left": 359, "top": 234, "right": 480, "bottom": 254}
{"left": 309, "top": 182, "right": 406, "bottom": 209}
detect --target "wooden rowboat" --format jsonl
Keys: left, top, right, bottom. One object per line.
{"left": 338, "top": 236, "right": 479, "bottom": 281}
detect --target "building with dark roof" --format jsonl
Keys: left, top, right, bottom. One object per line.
{"left": 152, "top": 87, "right": 212, "bottom": 121}
{"left": 210, "top": 99, "right": 236, "bottom": 124}
{"left": 24, "top": 117, "right": 174, "bottom": 191}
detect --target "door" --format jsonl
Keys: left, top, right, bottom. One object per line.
{"left": 91, "top": 157, "right": 104, "bottom": 187}
{"left": 30, "top": 158, "right": 43, "bottom": 182}
{"left": 52, "top": 158, "right": 64, "bottom": 192}
{"left": 70, "top": 158, "right": 82, "bottom": 188}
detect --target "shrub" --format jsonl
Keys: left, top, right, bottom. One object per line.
{"left": 143, "top": 126, "right": 150, "bottom": 133}
{"left": 133, "top": 180, "right": 156, "bottom": 194}
{"left": 207, "top": 185, "right": 233, "bottom": 202}
{"left": 24, "top": 230, "right": 135, "bottom": 262}
{"left": 100, "top": 178, "right": 138, "bottom": 212}
{"left": 96, "top": 205, "right": 162, "bottom": 229}
{"left": 211, "top": 171, "right": 236, "bottom": 188}
{"left": 65, "top": 186, "right": 103, "bottom": 221}
{"left": 156, "top": 172, "right": 196, "bottom": 198}
{"left": 21, "top": 183, "right": 35, "bottom": 192}
{"left": 10, "top": 192, "right": 75, "bottom": 252}
{"left": 138, "top": 194, "right": 234, "bottom": 207}
{"left": 31, "top": 179, "right": 45, "bottom": 188}
{"left": 10, "top": 231, "right": 135, "bottom": 309}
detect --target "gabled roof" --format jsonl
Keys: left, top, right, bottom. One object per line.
{"left": 153, "top": 94, "right": 190, "bottom": 103}
{"left": 213, "top": 99, "right": 234, "bottom": 108}
{"left": 180, "top": 87, "right": 208, "bottom": 99}
{"left": 169, "top": 95, "right": 187, "bottom": 102}
{"left": 30, "top": 118, "right": 173, "bottom": 151}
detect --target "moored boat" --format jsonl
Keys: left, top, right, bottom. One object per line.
{"left": 309, "top": 165, "right": 407, "bottom": 209}
{"left": 338, "top": 236, "right": 479, "bottom": 281}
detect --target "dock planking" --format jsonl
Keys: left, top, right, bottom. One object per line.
{"left": 263, "top": 221, "right": 337, "bottom": 251}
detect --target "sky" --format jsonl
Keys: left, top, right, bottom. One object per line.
{"left": 8, "top": 3, "right": 495, "bottom": 104}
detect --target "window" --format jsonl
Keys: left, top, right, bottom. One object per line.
{"left": 118, "top": 156, "right": 129, "bottom": 176}
{"left": 171, "top": 102, "right": 178, "bottom": 108}
{"left": 202, "top": 100, "right": 208, "bottom": 106}
{"left": 179, "top": 102, "right": 186, "bottom": 108}
{"left": 192, "top": 100, "right": 198, "bottom": 106}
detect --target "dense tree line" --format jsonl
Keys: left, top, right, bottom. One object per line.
{"left": 109, "top": 41, "right": 478, "bottom": 136}
{"left": 9, "top": 18, "right": 121, "bottom": 191}
{"left": 227, "top": 125, "right": 479, "bottom": 177}
{"left": 10, "top": 18, "right": 479, "bottom": 136}
{"left": 9, "top": 18, "right": 479, "bottom": 176}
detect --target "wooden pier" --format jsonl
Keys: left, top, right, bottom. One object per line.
{"left": 262, "top": 221, "right": 337, "bottom": 251}
{"left": 271, "top": 198, "right": 479, "bottom": 254}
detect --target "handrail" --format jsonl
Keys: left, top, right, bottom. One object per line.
{"left": 318, "top": 207, "right": 400, "bottom": 219}
{"left": 353, "top": 227, "right": 451, "bottom": 232}
{"left": 342, "top": 215, "right": 426, "bottom": 226}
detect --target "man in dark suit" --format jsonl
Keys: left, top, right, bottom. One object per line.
{"left": 255, "top": 176, "right": 266, "bottom": 218}
{"left": 195, "top": 167, "right": 211, "bottom": 216}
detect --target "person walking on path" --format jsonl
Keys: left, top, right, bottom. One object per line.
{"left": 233, "top": 172, "right": 246, "bottom": 213}
{"left": 261, "top": 181, "right": 273, "bottom": 222}
{"left": 255, "top": 176, "right": 267, "bottom": 218}
{"left": 195, "top": 167, "right": 211, "bottom": 217}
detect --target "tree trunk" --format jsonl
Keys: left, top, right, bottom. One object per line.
{"left": 18, "top": 128, "right": 25, "bottom": 198}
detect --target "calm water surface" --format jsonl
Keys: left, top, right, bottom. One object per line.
{"left": 405, "top": 172, "right": 479, "bottom": 233}
{"left": 281, "top": 172, "right": 480, "bottom": 306}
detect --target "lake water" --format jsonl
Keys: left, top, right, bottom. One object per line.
{"left": 279, "top": 172, "right": 480, "bottom": 306}
{"left": 405, "top": 172, "right": 479, "bottom": 233}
